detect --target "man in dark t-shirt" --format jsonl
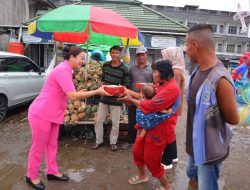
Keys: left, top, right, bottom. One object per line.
{"left": 93, "top": 46, "right": 130, "bottom": 151}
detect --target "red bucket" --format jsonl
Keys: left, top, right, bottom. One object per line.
{"left": 7, "top": 42, "right": 25, "bottom": 55}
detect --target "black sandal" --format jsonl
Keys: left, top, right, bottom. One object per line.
{"left": 110, "top": 144, "right": 118, "bottom": 151}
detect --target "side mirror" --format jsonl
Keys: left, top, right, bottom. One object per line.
{"left": 39, "top": 67, "right": 46, "bottom": 74}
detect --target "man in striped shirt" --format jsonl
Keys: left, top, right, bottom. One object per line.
{"left": 92, "top": 46, "right": 130, "bottom": 151}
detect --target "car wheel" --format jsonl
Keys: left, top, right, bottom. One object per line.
{"left": 0, "top": 97, "right": 7, "bottom": 122}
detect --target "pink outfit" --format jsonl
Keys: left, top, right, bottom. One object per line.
{"left": 29, "top": 60, "right": 75, "bottom": 124}
{"left": 27, "top": 114, "right": 60, "bottom": 179}
{"left": 27, "top": 60, "right": 75, "bottom": 179}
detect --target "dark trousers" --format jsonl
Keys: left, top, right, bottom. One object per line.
{"left": 161, "top": 140, "right": 177, "bottom": 165}
{"left": 127, "top": 104, "right": 137, "bottom": 144}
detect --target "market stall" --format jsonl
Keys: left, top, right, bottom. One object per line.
{"left": 27, "top": 4, "right": 141, "bottom": 138}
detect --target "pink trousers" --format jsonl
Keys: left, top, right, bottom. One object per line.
{"left": 27, "top": 113, "right": 60, "bottom": 179}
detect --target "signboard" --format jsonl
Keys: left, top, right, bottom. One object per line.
{"left": 151, "top": 35, "right": 176, "bottom": 47}
{"left": 22, "top": 33, "right": 42, "bottom": 43}
{"left": 22, "top": 32, "right": 53, "bottom": 44}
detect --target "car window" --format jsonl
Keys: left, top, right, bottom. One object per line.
{"left": 0, "top": 58, "right": 39, "bottom": 72}
{"left": 0, "top": 58, "right": 23, "bottom": 72}
{"left": 19, "top": 59, "right": 39, "bottom": 72}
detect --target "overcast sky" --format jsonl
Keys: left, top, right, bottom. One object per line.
{"left": 140, "top": 0, "right": 250, "bottom": 12}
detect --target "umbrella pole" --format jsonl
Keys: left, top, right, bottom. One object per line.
{"left": 54, "top": 41, "right": 57, "bottom": 66}
{"left": 85, "top": 24, "right": 91, "bottom": 81}
{"left": 123, "top": 38, "right": 130, "bottom": 63}
{"left": 124, "top": 38, "right": 130, "bottom": 53}
{"left": 84, "top": 40, "right": 89, "bottom": 81}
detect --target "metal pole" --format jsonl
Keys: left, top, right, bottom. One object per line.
{"left": 18, "top": 25, "right": 22, "bottom": 42}
{"left": 85, "top": 24, "right": 91, "bottom": 81}
{"left": 85, "top": 40, "right": 89, "bottom": 81}
{"left": 39, "top": 44, "right": 40, "bottom": 67}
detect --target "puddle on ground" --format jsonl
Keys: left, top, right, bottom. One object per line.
{"left": 86, "top": 168, "right": 95, "bottom": 173}
{"left": 67, "top": 167, "right": 95, "bottom": 182}
{"left": 67, "top": 170, "right": 84, "bottom": 182}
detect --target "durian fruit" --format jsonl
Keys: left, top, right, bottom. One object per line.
{"left": 73, "top": 79, "right": 78, "bottom": 86}
{"left": 77, "top": 83, "right": 85, "bottom": 91}
{"left": 86, "top": 81, "right": 93, "bottom": 89}
{"left": 64, "top": 59, "right": 104, "bottom": 124}
{"left": 75, "top": 74, "right": 81, "bottom": 81}
{"left": 81, "top": 102, "right": 86, "bottom": 110}
{"left": 91, "top": 105, "right": 98, "bottom": 113}
{"left": 64, "top": 115, "right": 70, "bottom": 122}
{"left": 69, "top": 109, "right": 74, "bottom": 115}
{"left": 73, "top": 100, "right": 81, "bottom": 109}
{"left": 64, "top": 110, "right": 69, "bottom": 116}
{"left": 78, "top": 112, "right": 86, "bottom": 120}
{"left": 64, "top": 99, "right": 87, "bottom": 123}
{"left": 85, "top": 105, "right": 93, "bottom": 119}
{"left": 68, "top": 104, "right": 74, "bottom": 110}
{"left": 78, "top": 106, "right": 84, "bottom": 113}
{"left": 71, "top": 114, "right": 79, "bottom": 122}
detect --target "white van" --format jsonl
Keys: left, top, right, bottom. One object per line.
{"left": 0, "top": 51, "right": 49, "bottom": 122}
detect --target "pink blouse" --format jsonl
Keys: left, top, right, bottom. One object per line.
{"left": 29, "top": 60, "right": 75, "bottom": 124}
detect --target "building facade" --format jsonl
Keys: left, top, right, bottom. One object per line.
{"left": 1, "top": 0, "right": 188, "bottom": 69}
{"left": 145, "top": 4, "right": 250, "bottom": 61}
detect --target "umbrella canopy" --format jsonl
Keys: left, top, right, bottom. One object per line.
{"left": 28, "top": 5, "right": 138, "bottom": 45}
{"left": 28, "top": 20, "right": 143, "bottom": 46}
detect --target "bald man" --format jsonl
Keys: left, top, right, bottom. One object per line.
{"left": 185, "top": 24, "right": 239, "bottom": 190}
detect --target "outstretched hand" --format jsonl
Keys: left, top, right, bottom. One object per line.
{"left": 118, "top": 91, "right": 133, "bottom": 102}
{"left": 97, "top": 86, "right": 112, "bottom": 96}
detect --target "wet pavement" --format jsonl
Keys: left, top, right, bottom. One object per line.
{"left": 0, "top": 102, "right": 249, "bottom": 190}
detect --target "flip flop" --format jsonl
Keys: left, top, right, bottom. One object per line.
{"left": 155, "top": 186, "right": 172, "bottom": 190}
{"left": 155, "top": 187, "right": 165, "bottom": 190}
{"left": 128, "top": 175, "right": 149, "bottom": 185}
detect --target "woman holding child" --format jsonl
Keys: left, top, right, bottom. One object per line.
{"left": 119, "top": 59, "right": 180, "bottom": 190}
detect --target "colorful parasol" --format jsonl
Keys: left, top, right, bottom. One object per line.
{"left": 28, "top": 5, "right": 142, "bottom": 46}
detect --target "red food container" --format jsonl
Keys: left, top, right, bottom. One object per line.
{"left": 104, "top": 85, "right": 125, "bottom": 95}
{"left": 136, "top": 83, "right": 147, "bottom": 89}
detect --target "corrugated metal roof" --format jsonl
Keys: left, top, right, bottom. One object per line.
{"left": 80, "top": 0, "right": 187, "bottom": 34}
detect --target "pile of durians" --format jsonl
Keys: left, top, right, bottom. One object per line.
{"left": 64, "top": 60, "right": 103, "bottom": 123}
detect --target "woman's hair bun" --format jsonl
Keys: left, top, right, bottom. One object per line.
{"left": 62, "top": 45, "right": 70, "bottom": 60}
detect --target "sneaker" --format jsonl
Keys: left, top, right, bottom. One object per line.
{"left": 172, "top": 157, "right": 179, "bottom": 163}
{"left": 161, "top": 163, "right": 173, "bottom": 170}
